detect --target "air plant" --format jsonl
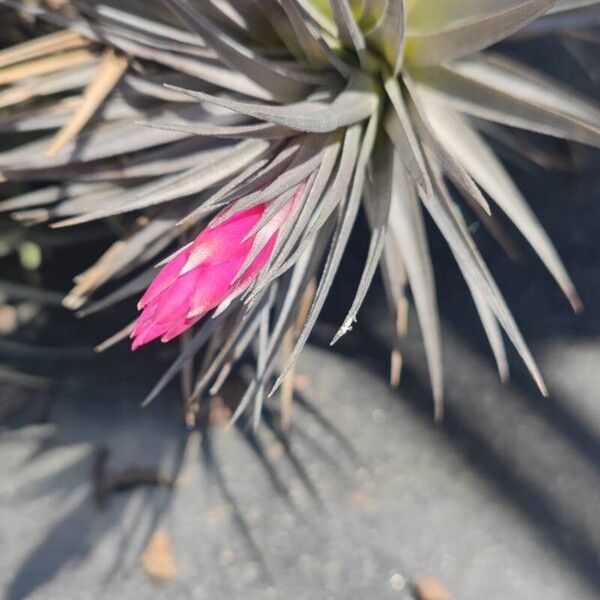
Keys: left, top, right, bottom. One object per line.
{"left": 0, "top": 0, "right": 598, "bottom": 425}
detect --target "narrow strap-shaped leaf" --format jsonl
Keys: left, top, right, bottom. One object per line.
{"left": 253, "top": 300, "right": 272, "bottom": 428}
{"left": 550, "top": 0, "right": 600, "bottom": 12}
{"left": 0, "top": 102, "right": 238, "bottom": 169}
{"left": 331, "top": 134, "right": 393, "bottom": 344}
{"left": 209, "top": 134, "right": 328, "bottom": 226}
{"left": 412, "top": 56, "right": 600, "bottom": 147}
{"left": 0, "top": 182, "right": 107, "bottom": 213}
{"left": 229, "top": 243, "right": 318, "bottom": 423}
{"left": 167, "top": 71, "right": 378, "bottom": 133}
{"left": 454, "top": 54, "right": 600, "bottom": 131}
{"left": 382, "top": 74, "right": 428, "bottom": 191}
{"left": 445, "top": 199, "right": 510, "bottom": 381}
{"left": 268, "top": 139, "right": 341, "bottom": 271}
{"left": 163, "top": 0, "right": 312, "bottom": 102}
{"left": 257, "top": 0, "right": 309, "bottom": 61}
{"left": 405, "top": 0, "right": 558, "bottom": 66}
{"left": 138, "top": 119, "right": 292, "bottom": 140}
{"left": 176, "top": 157, "right": 271, "bottom": 227}
{"left": 271, "top": 109, "right": 379, "bottom": 396}
{"left": 406, "top": 85, "right": 491, "bottom": 216}
{"left": 422, "top": 153, "right": 547, "bottom": 396}
{"left": 253, "top": 124, "right": 362, "bottom": 297}
{"left": 52, "top": 139, "right": 272, "bottom": 226}
{"left": 366, "top": 0, "right": 405, "bottom": 75}
{"left": 421, "top": 97, "right": 582, "bottom": 312}
{"left": 388, "top": 150, "right": 444, "bottom": 417}
{"left": 77, "top": 267, "right": 156, "bottom": 318}
{"left": 141, "top": 310, "right": 229, "bottom": 407}
{"left": 277, "top": 0, "right": 333, "bottom": 67}
{"left": 360, "top": 0, "right": 387, "bottom": 34}
{"left": 0, "top": 63, "right": 97, "bottom": 110}
{"left": 329, "top": 0, "right": 368, "bottom": 67}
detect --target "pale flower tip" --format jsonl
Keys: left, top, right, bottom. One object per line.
{"left": 178, "top": 263, "right": 192, "bottom": 276}
{"left": 212, "top": 297, "right": 232, "bottom": 317}
{"left": 160, "top": 329, "right": 182, "bottom": 343}
{"left": 180, "top": 244, "right": 210, "bottom": 275}
{"left": 186, "top": 305, "right": 207, "bottom": 319}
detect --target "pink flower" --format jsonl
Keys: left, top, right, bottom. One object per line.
{"left": 131, "top": 187, "right": 302, "bottom": 350}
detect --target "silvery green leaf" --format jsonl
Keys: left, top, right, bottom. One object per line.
{"left": 549, "top": 0, "right": 600, "bottom": 11}
{"left": 176, "top": 157, "right": 271, "bottom": 226}
{"left": 523, "top": 4, "right": 600, "bottom": 34}
{"left": 278, "top": 0, "right": 335, "bottom": 67}
{"left": 0, "top": 103, "right": 240, "bottom": 170}
{"left": 0, "top": 64, "right": 97, "bottom": 108}
{"left": 0, "top": 96, "right": 142, "bottom": 133}
{"left": 163, "top": 0, "right": 314, "bottom": 102}
{"left": 382, "top": 74, "right": 428, "bottom": 190}
{"left": 230, "top": 236, "right": 325, "bottom": 423}
{"left": 258, "top": 0, "right": 311, "bottom": 61}
{"left": 268, "top": 139, "right": 341, "bottom": 271}
{"left": 406, "top": 0, "right": 558, "bottom": 66}
{"left": 79, "top": 3, "right": 208, "bottom": 46}
{"left": 0, "top": 182, "right": 108, "bottom": 213}
{"left": 252, "top": 298, "right": 272, "bottom": 428}
{"left": 330, "top": 134, "right": 392, "bottom": 345}
{"left": 455, "top": 54, "right": 600, "bottom": 133}
{"left": 167, "top": 71, "right": 378, "bottom": 133}
{"left": 387, "top": 150, "right": 444, "bottom": 417}
{"left": 446, "top": 200, "right": 509, "bottom": 382}
{"left": 77, "top": 267, "right": 156, "bottom": 317}
{"left": 329, "top": 0, "right": 368, "bottom": 67}
{"left": 45, "top": 184, "right": 131, "bottom": 219}
{"left": 359, "top": 0, "right": 386, "bottom": 34}
{"left": 271, "top": 110, "right": 379, "bottom": 396}
{"left": 366, "top": 0, "right": 405, "bottom": 75}
{"left": 52, "top": 139, "right": 271, "bottom": 226}
{"left": 118, "top": 72, "right": 203, "bottom": 103}
{"left": 209, "top": 134, "right": 328, "bottom": 226}
{"left": 138, "top": 119, "right": 292, "bottom": 139}
{"left": 259, "top": 124, "right": 361, "bottom": 291}
{"left": 419, "top": 97, "right": 582, "bottom": 312}
{"left": 195, "top": 0, "right": 279, "bottom": 47}
{"left": 423, "top": 155, "right": 547, "bottom": 397}
{"left": 190, "top": 312, "right": 253, "bottom": 401}
{"left": 406, "top": 85, "right": 491, "bottom": 216}
{"left": 187, "top": 138, "right": 300, "bottom": 221}
{"left": 412, "top": 55, "right": 600, "bottom": 146}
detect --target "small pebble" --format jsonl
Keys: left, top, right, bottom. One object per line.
{"left": 141, "top": 528, "right": 177, "bottom": 582}
{"left": 412, "top": 576, "right": 451, "bottom": 600}
{"left": 390, "top": 572, "right": 406, "bottom": 592}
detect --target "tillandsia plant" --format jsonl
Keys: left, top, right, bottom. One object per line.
{"left": 0, "top": 1, "right": 598, "bottom": 424}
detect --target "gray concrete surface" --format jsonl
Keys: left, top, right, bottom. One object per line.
{"left": 1, "top": 330, "right": 599, "bottom": 599}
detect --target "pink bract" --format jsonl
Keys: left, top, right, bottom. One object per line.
{"left": 131, "top": 186, "right": 303, "bottom": 350}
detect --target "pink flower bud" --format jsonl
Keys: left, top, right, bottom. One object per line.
{"left": 131, "top": 185, "right": 303, "bottom": 349}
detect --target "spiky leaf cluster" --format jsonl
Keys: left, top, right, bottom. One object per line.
{"left": 0, "top": 0, "right": 598, "bottom": 422}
